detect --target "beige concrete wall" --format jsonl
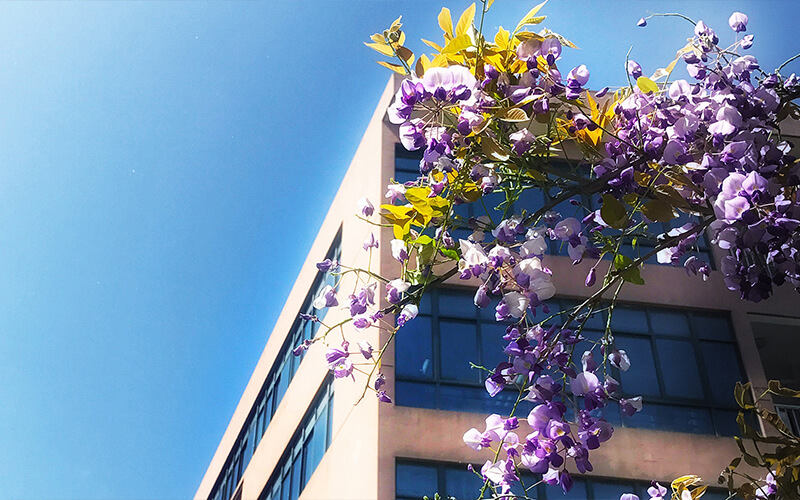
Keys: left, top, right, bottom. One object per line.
{"left": 195, "top": 75, "right": 397, "bottom": 500}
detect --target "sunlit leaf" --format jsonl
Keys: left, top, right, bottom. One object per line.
{"left": 389, "top": 16, "right": 403, "bottom": 33}
{"left": 636, "top": 76, "right": 659, "bottom": 94}
{"left": 415, "top": 54, "right": 430, "bottom": 77}
{"left": 421, "top": 38, "right": 443, "bottom": 52}
{"left": 396, "top": 46, "right": 415, "bottom": 65}
{"left": 498, "top": 107, "right": 529, "bottom": 122}
{"left": 370, "top": 33, "right": 385, "bottom": 44}
{"left": 376, "top": 60, "right": 408, "bottom": 74}
{"left": 494, "top": 26, "right": 510, "bottom": 50}
{"left": 613, "top": 254, "right": 644, "bottom": 285}
{"left": 364, "top": 42, "right": 395, "bottom": 57}
{"left": 441, "top": 33, "right": 473, "bottom": 54}
{"left": 438, "top": 7, "right": 453, "bottom": 38}
{"left": 455, "top": 3, "right": 476, "bottom": 36}
{"left": 514, "top": 0, "right": 547, "bottom": 33}
{"left": 481, "top": 137, "right": 510, "bottom": 161}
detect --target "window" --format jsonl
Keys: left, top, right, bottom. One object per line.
{"left": 259, "top": 379, "right": 335, "bottom": 500}
{"left": 395, "top": 288, "right": 526, "bottom": 416}
{"left": 395, "top": 460, "right": 731, "bottom": 500}
{"left": 208, "top": 233, "right": 341, "bottom": 500}
{"left": 394, "top": 145, "right": 714, "bottom": 267}
{"left": 395, "top": 289, "right": 745, "bottom": 437}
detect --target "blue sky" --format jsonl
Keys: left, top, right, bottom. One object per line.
{"left": 0, "top": 1, "right": 796, "bottom": 498}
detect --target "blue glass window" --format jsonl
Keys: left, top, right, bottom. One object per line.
{"left": 394, "top": 288, "right": 744, "bottom": 437}
{"left": 259, "top": 380, "right": 334, "bottom": 500}
{"left": 395, "top": 460, "right": 727, "bottom": 500}
{"left": 208, "top": 234, "right": 341, "bottom": 500}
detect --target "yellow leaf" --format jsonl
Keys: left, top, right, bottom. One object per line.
{"left": 494, "top": 26, "right": 510, "bottom": 50}
{"left": 486, "top": 0, "right": 495, "bottom": 9}
{"left": 514, "top": 0, "right": 548, "bottom": 33}
{"left": 498, "top": 107, "right": 529, "bottom": 122}
{"left": 430, "top": 53, "right": 449, "bottom": 68}
{"left": 415, "top": 54, "right": 430, "bottom": 77}
{"left": 438, "top": 7, "right": 453, "bottom": 38}
{"left": 376, "top": 60, "right": 407, "bottom": 75}
{"left": 370, "top": 33, "right": 384, "bottom": 44}
{"left": 390, "top": 31, "right": 406, "bottom": 47}
{"left": 389, "top": 16, "right": 402, "bottom": 32}
{"left": 364, "top": 41, "right": 395, "bottom": 57}
{"left": 395, "top": 46, "right": 414, "bottom": 65}
{"left": 481, "top": 137, "right": 510, "bottom": 161}
{"left": 636, "top": 76, "right": 659, "bottom": 94}
{"left": 405, "top": 187, "right": 433, "bottom": 217}
{"left": 484, "top": 53, "right": 506, "bottom": 71}
{"left": 455, "top": 3, "right": 476, "bottom": 36}
{"left": 691, "top": 485, "right": 708, "bottom": 499}
{"left": 441, "top": 34, "right": 472, "bottom": 54}
{"left": 421, "top": 38, "right": 443, "bottom": 52}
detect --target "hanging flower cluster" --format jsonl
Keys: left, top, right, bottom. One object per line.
{"left": 299, "top": 3, "right": 799, "bottom": 499}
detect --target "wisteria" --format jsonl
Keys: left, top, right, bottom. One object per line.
{"left": 299, "top": 3, "right": 800, "bottom": 499}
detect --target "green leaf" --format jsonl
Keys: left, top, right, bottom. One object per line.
{"left": 613, "top": 254, "right": 644, "bottom": 285}
{"left": 514, "top": 0, "right": 547, "bottom": 33}
{"left": 642, "top": 199, "right": 675, "bottom": 222}
{"left": 636, "top": 76, "right": 659, "bottom": 94}
{"left": 600, "top": 194, "right": 627, "bottom": 229}
{"left": 441, "top": 33, "right": 473, "bottom": 54}
{"left": 440, "top": 248, "right": 459, "bottom": 260}
{"left": 414, "top": 234, "right": 434, "bottom": 246}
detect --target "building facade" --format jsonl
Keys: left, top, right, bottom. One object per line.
{"left": 195, "top": 76, "right": 800, "bottom": 500}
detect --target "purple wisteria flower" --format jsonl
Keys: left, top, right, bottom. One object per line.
{"left": 728, "top": 12, "right": 748, "bottom": 33}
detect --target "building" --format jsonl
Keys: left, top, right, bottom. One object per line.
{"left": 194, "top": 76, "right": 800, "bottom": 500}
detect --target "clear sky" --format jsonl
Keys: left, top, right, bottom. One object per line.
{"left": 0, "top": 1, "right": 796, "bottom": 498}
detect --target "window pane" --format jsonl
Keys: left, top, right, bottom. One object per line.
{"left": 650, "top": 310, "right": 690, "bottom": 336}
{"left": 438, "top": 289, "right": 476, "bottom": 318}
{"left": 480, "top": 322, "right": 509, "bottom": 372}
{"left": 656, "top": 339, "right": 704, "bottom": 400}
{"left": 693, "top": 314, "right": 733, "bottom": 341}
{"left": 396, "top": 463, "right": 438, "bottom": 498}
{"left": 611, "top": 307, "right": 649, "bottom": 334}
{"left": 616, "top": 336, "right": 660, "bottom": 398}
{"left": 625, "top": 403, "right": 714, "bottom": 434}
{"left": 561, "top": 478, "right": 589, "bottom": 499}
{"left": 443, "top": 466, "right": 483, "bottom": 500}
{"left": 440, "top": 321, "right": 479, "bottom": 382}
{"left": 591, "top": 480, "right": 636, "bottom": 500}
{"left": 290, "top": 453, "right": 302, "bottom": 500}
{"left": 396, "top": 316, "right": 434, "bottom": 380}
{"left": 395, "top": 381, "right": 437, "bottom": 409}
{"left": 701, "top": 342, "right": 743, "bottom": 406}
{"left": 713, "top": 409, "right": 740, "bottom": 437}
